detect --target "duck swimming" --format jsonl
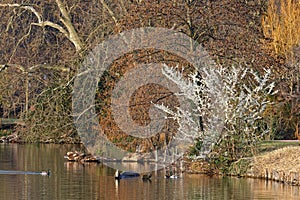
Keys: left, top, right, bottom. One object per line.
{"left": 165, "top": 174, "right": 179, "bottom": 179}
{"left": 142, "top": 173, "right": 152, "bottom": 180}
{"left": 165, "top": 170, "right": 179, "bottom": 179}
{"left": 40, "top": 169, "right": 51, "bottom": 176}
{"left": 114, "top": 170, "right": 140, "bottom": 180}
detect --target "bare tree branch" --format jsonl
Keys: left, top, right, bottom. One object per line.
{"left": 100, "top": 0, "right": 119, "bottom": 28}
{"left": 0, "top": 64, "right": 70, "bottom": 75}
{"left": 0, "top": 2, "right": 83, "bottom": 52}
{"left": 55, "top": 0, "right": 83, "bottom": 51}
{"left": 31, "top": 21, "right": 69, "bottom": 40}
{"left": 0, "top": 3, "right": 42, "bottom": 22}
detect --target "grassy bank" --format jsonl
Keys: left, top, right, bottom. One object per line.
{"left": 187, "top": 140, "right": 300, "bottom": 176}
{"left": 228, "top": 140, "right": 300, "bottom": 185}
{"left": 246, "top": 146, "right": 300, "bottom": 185}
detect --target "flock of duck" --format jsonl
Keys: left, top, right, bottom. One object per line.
{"left": 0, "top": 152, "right": 181, "bottom": 179}
{"left": 64, "top": 151, "right": 182, "bottom": 180}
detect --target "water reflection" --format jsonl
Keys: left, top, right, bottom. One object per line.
{"left": 0, "top": 143, "right": 299, "bottom": 200}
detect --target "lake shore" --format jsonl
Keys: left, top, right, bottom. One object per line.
{"left": 2, "top": 132, "right": 300, "bottom": 186}
{"left": 185, "top": 141, "right": 300, "bottom": 186}
{"left": 0, "top": 132, "right": 81, "bottom": 144}
{"left": 226, "top": 145, "right": 300, "bottom": 186}
{"left": 245, "top": 146, "right": 300, "bottom": 186}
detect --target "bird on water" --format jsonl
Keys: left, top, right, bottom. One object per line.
{"left": 40, "top": 169, "right": 51, "bottom": 176}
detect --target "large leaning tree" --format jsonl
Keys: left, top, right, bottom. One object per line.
{"left": 0, "top": 0, "right": 117, "bottom": 141}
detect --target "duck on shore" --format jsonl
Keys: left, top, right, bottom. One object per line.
{"left": 114, "top": 170, "right": 140, "bottom": 180}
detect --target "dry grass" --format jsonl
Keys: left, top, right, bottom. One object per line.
{"left": 262, "top": 0, "right": 300, "bottom": 61}
{"left": 253, "top": 146, "right": 300, "bottom": 171}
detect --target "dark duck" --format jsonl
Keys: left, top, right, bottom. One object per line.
{"left": 114, "top": 170, "right": 140, "bottom": 180}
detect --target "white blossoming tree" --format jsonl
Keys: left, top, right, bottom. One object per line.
{"left": 156, "top": 63, "right": 276, "bottom": 161}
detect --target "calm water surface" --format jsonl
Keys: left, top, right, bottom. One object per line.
{"left": 0, "top": 143, "right": 299, "bottom": 200}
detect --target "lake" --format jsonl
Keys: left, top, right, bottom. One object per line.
{"left": 0, "top": 143, "right": 299, "bottom": 199}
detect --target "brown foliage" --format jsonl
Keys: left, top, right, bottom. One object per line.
{"left": 96, "top": 49, "right": 188, "bottom": 152}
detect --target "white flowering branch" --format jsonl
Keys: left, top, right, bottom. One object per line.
{"left": 156, "top": 63, "right": 276, "bottom": 159}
